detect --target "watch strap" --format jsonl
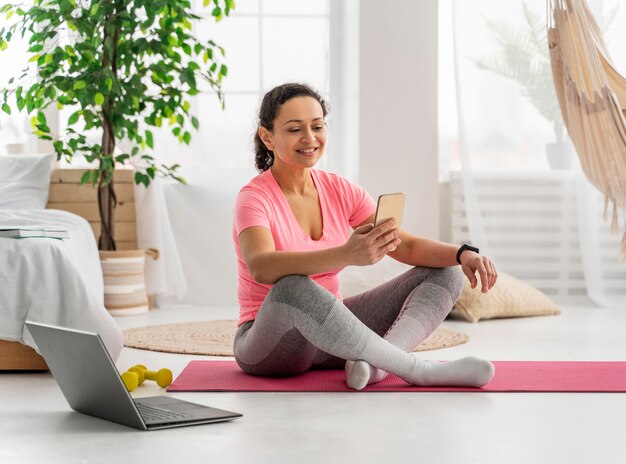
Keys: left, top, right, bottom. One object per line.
{"left": 456, "top": 244, "right": 479, "bottom": 265}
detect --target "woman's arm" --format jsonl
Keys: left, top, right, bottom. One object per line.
{"left": 238, "top": 219, "right": 401, "bottom": 284}
{"left": 357, "top": 214, "right": 498, "bottom": 293}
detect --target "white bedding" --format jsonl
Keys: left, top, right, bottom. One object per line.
{"left": 0, "top": 209, "right": 123, "bottom": 360}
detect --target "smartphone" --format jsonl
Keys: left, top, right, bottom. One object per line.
{"left": 374, "top": 193, "right": 406, "bottom": 227}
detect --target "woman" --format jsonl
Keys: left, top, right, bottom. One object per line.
{"left": 232, "top": 83, "right": 497, "bottom": 390}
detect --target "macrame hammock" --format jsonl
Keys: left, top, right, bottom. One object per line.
{"left": 548, "top": 0, "right": 626, "bottom": 261}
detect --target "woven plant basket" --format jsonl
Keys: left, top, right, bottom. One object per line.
{"left": 99, "top": 248, "right": 158, "bottom": 316}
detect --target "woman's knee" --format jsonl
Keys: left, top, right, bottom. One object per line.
{"left": 434, "top": 266, "right": 465, "bottom": 302}
{"left": 269, "top": 274, "right": 334, "bottom": 310}
{"left": 270, "top": 275, "right": 311, "bottom": 304}
{"left": 273, "top": 274, "right": 310, "bottom": 291}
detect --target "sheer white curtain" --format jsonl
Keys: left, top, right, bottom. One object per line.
{"left": 441, "top": 0, "right": 626, "bottom": 306}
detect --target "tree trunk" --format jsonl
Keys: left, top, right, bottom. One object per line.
{"left": 98, "top": 13, "right": 121, "bottom": 251}
{"left": 98, "top": 178, "right": 116, "bottom": 250}
{"left": 99, "top": 116, "right": 117, "bottom": 251}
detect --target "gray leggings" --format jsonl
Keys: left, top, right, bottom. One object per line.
{"left": 234, "top": 266, "right": 464, "bottom": 377}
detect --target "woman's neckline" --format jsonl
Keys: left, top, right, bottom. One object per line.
{"left": 266, "top": 168, "right": 327, "bottom": 242}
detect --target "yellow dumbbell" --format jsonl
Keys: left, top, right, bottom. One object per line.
{"left": 127, "top": 364, "right": 148, "bottom": 385}
{"left": 133, "top": 365, "right": 173, "bottom": 388}
{"left": 121, "top": 371, "right": 139, "bottom": 392}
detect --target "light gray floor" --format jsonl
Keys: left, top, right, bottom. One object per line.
{"left": 3, "top": 303, "right": 626, "bottom": 464}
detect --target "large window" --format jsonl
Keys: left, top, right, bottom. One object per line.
{"left": 438, "top": 0, "right": 626, "bottom": 176}
{"left": 153, "top": 0, "right": 330, "bottom": 172}
{"left": 0, "top": 1, "right": 35, "bottom": 156}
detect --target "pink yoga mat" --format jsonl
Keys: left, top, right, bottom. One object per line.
{"left": 167, "top": 360, "right": 626, "bottom": 392}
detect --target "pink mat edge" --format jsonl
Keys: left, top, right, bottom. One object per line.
{"left": 167, "top": 360, "right": 626, "bottom": 393}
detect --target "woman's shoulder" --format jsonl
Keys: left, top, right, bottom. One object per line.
{"left": 236, "top": 170, "right": 275, "bottom": 205}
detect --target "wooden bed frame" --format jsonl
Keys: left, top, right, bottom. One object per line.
{"left": 0, "top": 168, "right": 137, "bottom": 370}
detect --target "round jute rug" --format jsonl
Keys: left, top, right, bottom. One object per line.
{"left": 123, "top": 320, "right": 468, "bottom": 356}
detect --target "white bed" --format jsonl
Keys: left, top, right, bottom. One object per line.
{"left": 0, "top": 209, "right": 123, "bottom": 362}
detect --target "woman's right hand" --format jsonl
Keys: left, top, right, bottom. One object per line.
{"left": 342, "top": 219, "right": 401, "bottom": 266}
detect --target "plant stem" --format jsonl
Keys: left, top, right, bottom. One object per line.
{"left": 98, "top": 8, "right": 121, "bottom": 251}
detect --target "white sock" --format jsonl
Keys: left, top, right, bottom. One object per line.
{"left": 345, "top": 360, "right": 389, "bottom": 390}
{"left": 411, "top": 356, "right": 495, "bottom": 387}
{"left": 346, "top": 356, "right": 494, "bottom": 390}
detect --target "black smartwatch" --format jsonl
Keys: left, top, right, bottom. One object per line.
{"left": 456, "top": 244, "right": 479, "bottom": 265}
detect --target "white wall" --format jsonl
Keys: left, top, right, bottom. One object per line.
{"left": 359, "top": 0, "right": 439, "bottom": 239}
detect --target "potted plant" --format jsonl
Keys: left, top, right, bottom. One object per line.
{"left": 472, "top": 2, "right": 616, "bottom": 169}
{"left": 0, "top": 0, "right": 232, "bottom": 313}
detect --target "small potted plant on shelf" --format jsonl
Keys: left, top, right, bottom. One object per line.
{"left": 0, "top": 0, "right": 233, "bottom": 314}
{"left": 473, "top": 2, "right": 571, "bottom": 169}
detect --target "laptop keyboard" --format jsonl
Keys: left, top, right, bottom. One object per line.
{"left": 136, "top": 403, "right": 192, "bottom": 422}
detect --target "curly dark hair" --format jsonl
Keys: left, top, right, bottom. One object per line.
{"left": 254, "top": 83, "right": 329, "bottom": 172}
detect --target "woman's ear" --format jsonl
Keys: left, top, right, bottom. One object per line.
{"left": 258, "top": 127, "right": 273, "bottom": 151}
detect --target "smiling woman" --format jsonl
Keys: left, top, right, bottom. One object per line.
{"left": 230, "top": 82, "right": 497, "bottom": 391}
{"left": 259, "top": 97, "right": 327, "bottom": 170}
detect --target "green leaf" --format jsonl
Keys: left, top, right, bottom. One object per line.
{"left": 94, "top": 92, "right": 104, "bottom": 105}
{"left": 145, "top": 130, "right": 153, "bottom": 148}
{"left": 84, "top": 152, "right": 97, "bottom": 163}
{"left": 191, "top": 116, "right": 199, "bottom": 129}
{"left": 182, "top": 131, "right": 191, "bottom": 144}
{"left": 90, "top": 2, "right": 100, "bottom": 16}
{"left": 37, "top": 111, "right": 46, "bottom": 124}
{"left": 1, "top": 103, "right": 10, "bottom": 115}
{"left": 203, "top": 0, "right": 211, "bottom": 6}
{"left": 0, "top": 40, "right": 7, "bottom": 51}
{"left": 68, "top": 111, "right": 81, "bottom": 126}
{"left": 73, "top": 80, "right": 87, "bottom": 90}
{"left": 134, "top": 171, "right": 150, "bottom": 188}
{"left": 80, "top": 170, "right": 99, "bottom": 185}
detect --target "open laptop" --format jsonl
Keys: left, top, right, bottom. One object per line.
{"left": 26, "top": 321, "right": 242, "bottom": 430}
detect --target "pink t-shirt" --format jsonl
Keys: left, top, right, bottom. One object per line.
{"left": 233, "top": 169, "right": 376, "bottom": 326}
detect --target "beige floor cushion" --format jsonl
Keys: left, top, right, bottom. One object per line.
{"left": 452, "top": 272, "right": 561, "bottom": 323}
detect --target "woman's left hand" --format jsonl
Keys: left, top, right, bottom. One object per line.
{"left": 460, "top": 251, "right": 497, "bottom": 293}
